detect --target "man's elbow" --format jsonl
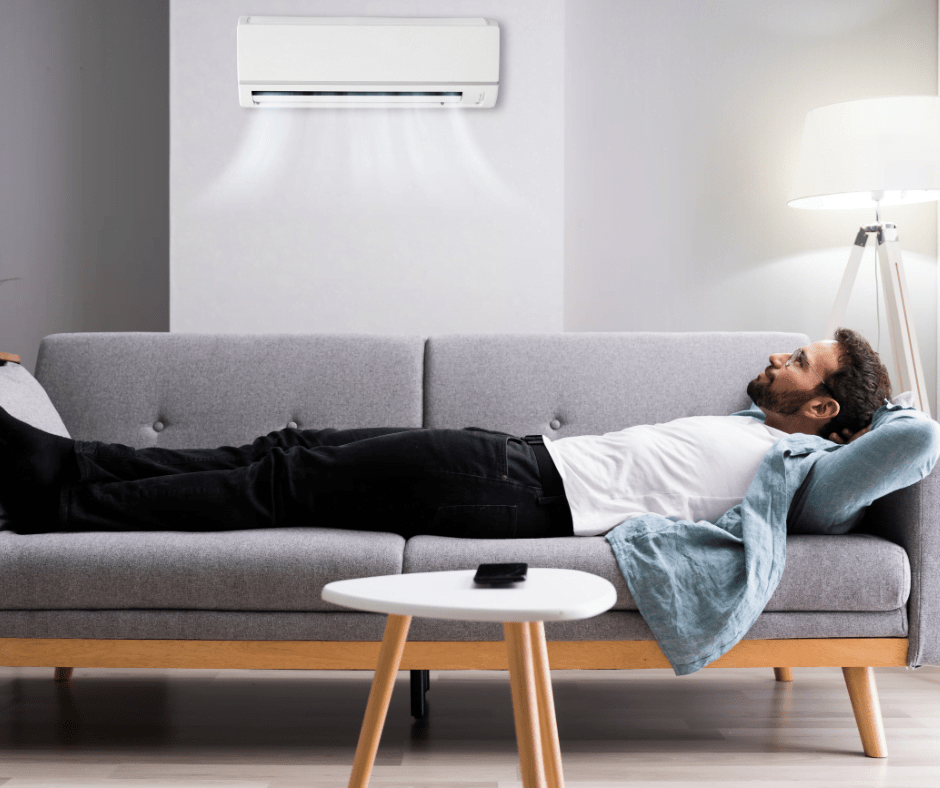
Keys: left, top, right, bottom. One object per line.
{"left": 898, "top": 415, "right": 940, "bottom": 477}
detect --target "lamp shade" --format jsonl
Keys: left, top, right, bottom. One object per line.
{"left": 789, "top": 96, "right": 940, "bottom": 209}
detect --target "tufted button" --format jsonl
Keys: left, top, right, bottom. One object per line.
{"left": 549, "top": 419, "right": 561, "bottom": 431}
{"left": 153, "top": 421, "right": 165, "bottom": 433}
{"left": 286, "top": 421, "right": 298, "bottom": 429}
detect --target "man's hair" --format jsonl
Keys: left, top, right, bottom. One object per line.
{"left": 817, "top": 327, "right": 891, "bottom": 437}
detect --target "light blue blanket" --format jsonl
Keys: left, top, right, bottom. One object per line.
{"left": 605, "top": 402, "right": 940, "bottom": 675}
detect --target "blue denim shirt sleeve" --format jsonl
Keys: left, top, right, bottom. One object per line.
{"left": 787, "top": 403, "right": 940, "bottom": 535}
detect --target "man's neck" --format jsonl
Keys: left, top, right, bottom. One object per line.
{"left": 759, "top": 407, "right": 822, "bottom": 437}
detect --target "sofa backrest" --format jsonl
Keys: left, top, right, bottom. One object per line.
{"left": 36, "top": 331, "right": 811, "bottom": 447}
{"left": 36, "top": 333, "right": 425, "bottom": 448}
{"left": 424, "top": 332, "right": 810, "bottom": 437}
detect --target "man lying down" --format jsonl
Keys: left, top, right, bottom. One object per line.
{"left": 1, "top": 328, "right": 938, "bottom": 673}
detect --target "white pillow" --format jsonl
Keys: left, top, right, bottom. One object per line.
{"left": 890, "top": 391, "right": 916, "bottom": 409}
{"left": 0, "top": 360, "right": 70, "bottom": 523}
{"left": 0, "top": 361, "right": 70, "bottom": 437}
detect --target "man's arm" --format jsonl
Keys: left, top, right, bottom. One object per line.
{"left": 787, "top": 405, "right": 940, "bottom": 535}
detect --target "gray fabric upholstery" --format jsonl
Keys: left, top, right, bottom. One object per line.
{"left": 0, "top": 610, "right": 388, "bottom": 641}
{"left": 864, "top": 470, "right": 940, "bottom": 667}
{"left": 0, "top": 528, "right": 405, "bottom": 612}
{"left": 410, "top": 609, "right": 908, "bottom": 641}
{"left": 403, "top": 534, "right": 909, "bottom": 613}
{"left": 403, "top": 535, "right": 634, "bottom": 609}
{"left": 424, "top": 332, "right": 809, "bottom": 435}
{"left": 770, "top": 535, "right": 909, "bottom": 612}
{"left": 0, "top": 609, "right": 906, "bottom": 642}
{"left": 35, "top": 333, "right": 425, "bottom": 447}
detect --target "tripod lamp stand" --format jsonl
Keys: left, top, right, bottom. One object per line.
{"left": 789, "top": 96, "right": 940, "bottom": 418}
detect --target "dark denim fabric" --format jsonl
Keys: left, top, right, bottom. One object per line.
{"left": 66, "top": 427, "right": 573, "bottom": 538}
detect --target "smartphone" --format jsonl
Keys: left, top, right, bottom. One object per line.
{"left": 473, "top": 562, "right": 528, "bottom": 585}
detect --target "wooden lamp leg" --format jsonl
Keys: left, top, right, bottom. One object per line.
{"left": 504, "top": 621, "right": 547, "bottom": 788}
{"left": 773, "top": 668, "right": 793, "bottom": 683}
{"left": 348, "top": 614, "right": 412, "bottom": 788}
{"left": 842, "top": 667, "right": 888, "bottom": 758}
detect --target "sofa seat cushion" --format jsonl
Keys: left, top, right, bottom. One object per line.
{"left": 0, "top": 528, "right": 404, "bottom": 612}
{"left": 403, "top": 533, "right": 910, "bottom": 613}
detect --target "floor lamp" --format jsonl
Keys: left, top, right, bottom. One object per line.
{"left": 789, "top": 96, "right": 940, "bottom": 418}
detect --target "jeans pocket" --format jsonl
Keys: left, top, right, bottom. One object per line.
{"left": 430, "top": 504, "right": 518, "bottom": 539}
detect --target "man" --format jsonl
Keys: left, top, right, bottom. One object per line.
{"left": 0, "top": 328, "right": 928, "bottom": 537}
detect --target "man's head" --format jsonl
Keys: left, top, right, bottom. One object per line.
{"left": 746, "top": 328, "right": 891, "bottom": 437}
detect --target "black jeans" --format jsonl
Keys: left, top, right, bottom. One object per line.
{"left": 64, "top": 427, "right": 573, "bottom": 538}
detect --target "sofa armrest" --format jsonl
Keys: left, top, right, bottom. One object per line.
{"left": 863, "top": 467, "right": 940, "bottom": 667}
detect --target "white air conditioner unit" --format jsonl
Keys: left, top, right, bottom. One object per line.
{"left": 237, "top": 16, "right": 500, "bottom": 108}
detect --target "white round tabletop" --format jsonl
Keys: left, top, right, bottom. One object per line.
{"left": 321, "top": 568, "right": 617, "bottom": 622}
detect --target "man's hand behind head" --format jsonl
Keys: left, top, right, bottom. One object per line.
{"left": 827, "top": 425, "right": 872, "bottom": 445}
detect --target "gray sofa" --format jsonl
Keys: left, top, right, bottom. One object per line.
{"left": 1, "top": 330, "right": 936, "bottom": 759}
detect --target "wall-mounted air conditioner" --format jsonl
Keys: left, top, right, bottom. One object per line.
{"left": 237, "top": 16, "right": 500, "bottom": 108}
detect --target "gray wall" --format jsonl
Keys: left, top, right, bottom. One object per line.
{"left": 0, "top": 0, "right": 169, "bottom": 374}
{"left": 170, "top": 0, "right": 565, "bottom": 335}
{"left": 565, "top": 0, "right": 939, "bottom": 405}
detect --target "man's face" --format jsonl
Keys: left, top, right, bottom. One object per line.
{"left": 747, "top": 341, "right": 842, "bottom": 416}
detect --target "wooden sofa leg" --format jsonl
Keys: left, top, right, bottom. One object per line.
{"left": 773, "top": 667, "right": 793, "bottom": 682}
{"left": 53, "top": 668, "right": 73, "bottom": 683}
{"left": 842, "top": 667, "right": 887, "bottom": 758}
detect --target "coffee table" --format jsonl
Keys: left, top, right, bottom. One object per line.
{"left": 322, "top": 568, "right": 617, "bottom": 788}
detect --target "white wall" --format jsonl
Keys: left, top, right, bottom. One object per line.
{"left": 565, "top": 0, "right": 938, "bottom": 406}
{"left": 170, "top": 0, "right": 564, "bottom": 335}
{"left": 171, "top": 0, "right": 938, "bottom": 404}
{"left": 0, "top": 0, "right": 169, "bottom": 374}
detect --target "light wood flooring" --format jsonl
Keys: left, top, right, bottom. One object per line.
{"left": 1, "top": 664, "right": 938, "bottom": 787}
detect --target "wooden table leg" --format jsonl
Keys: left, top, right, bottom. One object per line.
{"left": 842, "top": 666, "right": 888, "bottom": 758}
{"left": 529, "top": 621, "right": 564, "bottom": 788}
{"left": 773, "top": 668, "right": 793, "bottom": 683}
{"left": 348, "top": 614, "right": 412, "bottom": 788}
{"left": 504, "top": 622, "right": 547, "bottom": 788}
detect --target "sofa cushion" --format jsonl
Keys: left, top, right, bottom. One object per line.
{"left": 402, "top": 534, "right": 909, "bottom": 613}
{"left": 34, "top": 333, "right": 425, "bottom": 447}
{"left": 0, "top": 528, "right": 404, "bottom": 612}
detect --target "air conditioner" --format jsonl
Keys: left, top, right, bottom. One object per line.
{"left": 237, "top": 16, "right": 500, "bottom": 108}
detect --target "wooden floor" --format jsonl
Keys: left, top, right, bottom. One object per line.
{"left": 0, "top": 664, "right": 938, "bottom": 787}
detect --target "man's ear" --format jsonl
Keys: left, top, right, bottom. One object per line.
{"left": 802, "top": 396, "right": 840, "bottom": 421}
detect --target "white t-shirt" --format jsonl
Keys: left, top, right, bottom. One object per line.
{"left": 542, "top": 415, "right": 788, "bottom": 536}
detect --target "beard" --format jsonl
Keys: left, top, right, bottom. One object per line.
{"left": 746, "top": 375, "right": 816, "bottom": 416}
